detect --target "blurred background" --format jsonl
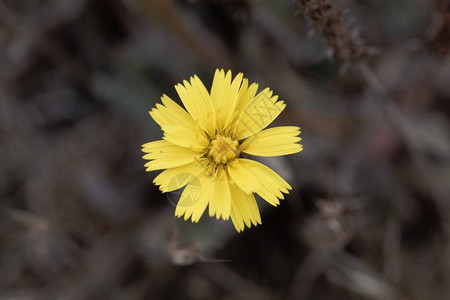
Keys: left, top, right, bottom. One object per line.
{"left": 0, "top": 0, "right": 449, "bottom": 299}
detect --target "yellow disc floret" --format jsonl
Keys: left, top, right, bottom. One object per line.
{"left": 208, "top": 135, "right": 239, "bottom": 165}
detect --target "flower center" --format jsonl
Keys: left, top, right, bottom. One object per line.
{"left": 208, "top": 135, "right": 239, "bottom": 165}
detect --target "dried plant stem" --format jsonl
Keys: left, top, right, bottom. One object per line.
{"left": 296, "top": 0, "right": 368, "bottom": 61}
{"left": 296, "top": 0, "right": 422, "bottom": 156}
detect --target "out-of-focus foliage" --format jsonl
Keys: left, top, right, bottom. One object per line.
{"left": 0, "top": 0, "right": 449, "bottom": 299}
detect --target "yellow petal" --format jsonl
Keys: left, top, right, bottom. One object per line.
{"left": 208, "top": 167, "right": 231, "bottom": 220}
{"left": 226, "top": 79, "right": 258, "bottom": 135}
{"left": 235, "top": 79, "right": 258, "bottom": 114}
{"left": 153, "top": 160, "right": 205, "bottom": 193}
{"left": 230, "top": 183, "right": 261, "bottom": 232}
{"left": 175, "top": 173, "right": 213, "bottom": 222}
{"left": 238, "top": 159, "right": 291, "bottom": 206}
{"left": 227, "top": 159, "right": 261, "bottom": 194}
{"left": 142, "top": 140, "right": 200, "bottom": 171}
{"left": 175, "top": 76, "right": 215, "bottom": 135}
{"left": 162, "top": 125, "right": 208, "bottom": 152}
{"left": 240, "top": 126, "right": 303, "bottom": 156}
{"left": 211, "top": 69, "right": 243, "bottom": 132}
{"left": 149, "top": 94, "right": 196, "bottom": 129}
{"left": 233, "top": 88, "right": 286, "bottom": 140}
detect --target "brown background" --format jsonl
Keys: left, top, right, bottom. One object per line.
{"left": 0, "top": 0, "right": 449, "bottom": 299}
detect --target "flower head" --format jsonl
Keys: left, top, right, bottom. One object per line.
{"left": 142, "top": 69, "right": 303, "bottom": 232}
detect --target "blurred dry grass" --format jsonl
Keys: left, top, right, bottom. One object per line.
{"left": 0, "top": 0, "right": 449, "bottom": 299}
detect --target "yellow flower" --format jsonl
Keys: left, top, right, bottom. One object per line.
{"left": 142, "top": 69, "right": 303, "bottom": 232}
